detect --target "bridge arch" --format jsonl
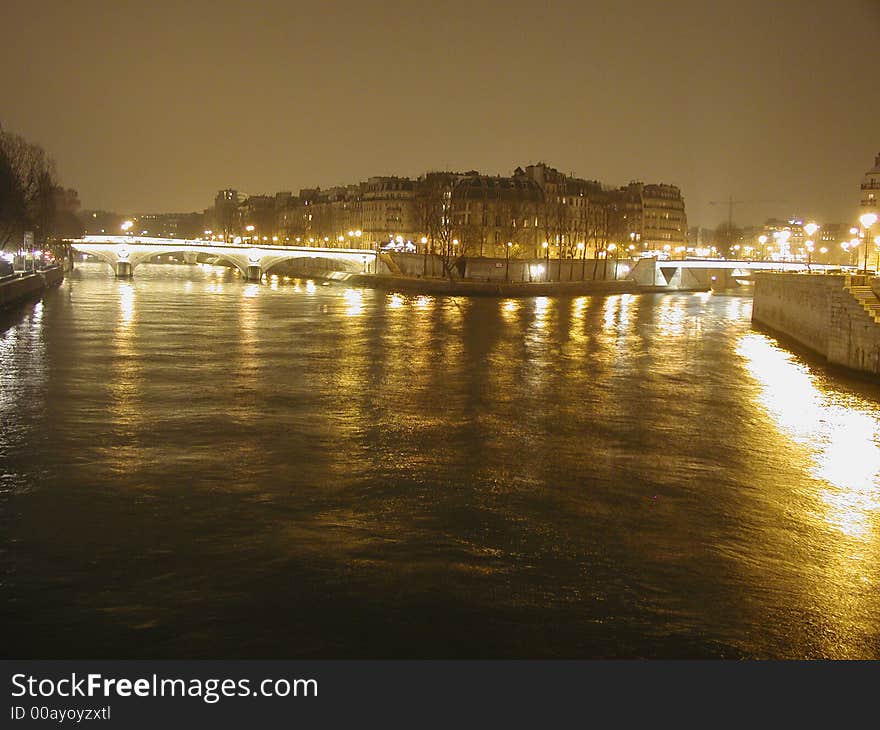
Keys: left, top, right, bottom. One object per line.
{"left": 261, "top": 252, "right": 367, "bottom": 276}
{"left": 76, "top": 248, "right": 121, "bottom": 275}
{"left": 127, "top": 249, "right": 251, "bottom": 278}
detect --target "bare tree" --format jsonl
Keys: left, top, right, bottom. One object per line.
{"left": 0, "top": 126, "right": 59, "bottom": 251}
{"left": 416, "top": 173, "right": 467, "bottom": 279}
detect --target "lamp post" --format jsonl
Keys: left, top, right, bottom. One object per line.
{"left": 542, "top": 241, "right": 549, "bottom": 282}
{"left": 803, "top": 222, "right": 819, "bottom": 269}
{"left": 859, "top": 212, "right": 877, "bottom": 273}
{"left": 505, "top": 241, "right": 512, "bottom": 282}
{"left": 577, "top": 241, "right": 586, "bottom": 280}
{"left": 608, "top": 243, "right": 618, "bottom": 279}
{"left": 758, "top": 234, "right": 768, "bottom": 260}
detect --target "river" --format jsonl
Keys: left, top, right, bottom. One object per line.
{"left": 2, "top": 262, "right": 880, "bottom": 658}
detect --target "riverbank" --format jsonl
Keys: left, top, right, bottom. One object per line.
{"left": 752, "top": 272, "right": 880, "bottom": 376}
{"left": 0, "top": 266, "right": 64, "bottom": 309}
{"left": 297, "top": 270, "right": 637, "bottom": 297}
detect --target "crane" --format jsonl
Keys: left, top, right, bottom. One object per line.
{"left": 708, "top": 196, "right": 786, "bottom": 251}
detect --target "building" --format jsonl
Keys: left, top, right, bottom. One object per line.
{"left": 861, "top": 152, "right": 880, "bottom": 212}
{"left": 360, "top": 177, "right": 417, "bottom": 244}
{"left": 135, "top": 212, "right": 205, "bottom": 239}
{"left": 209, "top": 162, "right": 688, "bottom": 259}
{"left": 208, "top": 189, "right": 245, "bottom": 241}
{"left": 452, "top": 172, "right": 544, "bottom": 257}
{"left": 639, "top": 183, "right": 688, "bottom": 252}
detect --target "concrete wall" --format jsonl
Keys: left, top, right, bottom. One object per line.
{"left": 0, "top": 267, "right": 64, "bottom": 309}
{"left": 629, "top": 259, "right": 746, "bottom": 291}
{"left": 752, "top": 272, "right": 880, "bottom": 375}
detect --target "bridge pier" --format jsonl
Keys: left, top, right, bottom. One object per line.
{"left": 115, "top": 261, "right": 133, "bottom": 278}
{"left": 245, "top": 264, "right": 263, "bottom": 282}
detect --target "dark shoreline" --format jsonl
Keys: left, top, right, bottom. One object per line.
{"left": 0, "top": 266, "right": 64, "bottom": 310}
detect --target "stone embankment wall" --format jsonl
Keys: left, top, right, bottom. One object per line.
{"left": 752, "top": 272, "right": 880, "bottom": 375}
{"left": 0, "top": 267, "right": 64, "bottom": 309}
{"left": 387, "top": 252, "right": 632, "bottom": 282}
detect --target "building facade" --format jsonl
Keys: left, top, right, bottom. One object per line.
{"left": 206, "top": 163, "right": 688, "bottom": 259}
{"left": 861, "top": 152, "right": 880, "bottom": 212}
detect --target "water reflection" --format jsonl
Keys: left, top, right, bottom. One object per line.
{"left": 342, "top": 288, "right": 364, "bottom": 317}
{"left": 737, "top": 333, "right": 880, "bottom": 541}
{"left": 7, "top": 268, "right": 880, "bottom": 659}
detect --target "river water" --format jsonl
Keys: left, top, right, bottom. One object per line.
{"left": 2, "top": 262, "right": 880, "bottom": 658}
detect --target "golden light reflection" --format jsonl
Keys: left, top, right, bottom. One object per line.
{"left": 414, "top": 295, "right": 433, "bottom": 310}
{"left": 737, "top": 333, "right": 880, "bottom": 541}
{"left": 119, "top": 282, "right": 135, "bottom": 326}
{"left": 243, "top": 283, "right": 260, "bottom": 298}
{"left": 306, "top": 280, "right": 316, "bottom": 294}
{"left": 655, "top": 295, "right": 687, "bottom": 336}
{"left": 387, "top": 293, "right": 405, "bottom": 309}
{"left": 602, "top": 295, "right": 620, "bottom": 331}
{"left": 570, "top": 296, "right": 588, "bottom": 322}
{"left": 500, "top": 298, "right": 519, "bottom": 323}
{"left": 102, "top": 279, "right": 142, "bottom": 472}
{"left": 342, "top": 288, "right": 364, "bottom": 317}
{"left": 725, "top": 296, "right": 749, "bottom": 321}
{"left": 533, "top": 296, "right": 550, "bottom": 329}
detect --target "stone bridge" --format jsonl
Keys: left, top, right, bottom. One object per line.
{"left": 67, "top": 236, "right": 379, "bottom": 280}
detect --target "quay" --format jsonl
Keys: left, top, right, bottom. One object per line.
{"left": 752, "top": 272, "right": 880, "bottom": 376}
{"left": 0, "top": 266, "right": 64, "bottom": 310}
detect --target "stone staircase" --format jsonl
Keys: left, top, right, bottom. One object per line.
{"left": 378, "top": 252, "right": 403, "bottom": 275}
{"left": 844, "top": 278, "right": 880, "bottom": 324}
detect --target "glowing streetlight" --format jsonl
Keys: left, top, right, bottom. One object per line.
{"left": 859, "top": 212, "right": 878, "bottom": 271}
{"left": 121, "top": 220, "right": 133, "bottom": 234}
{"left": 777, "top": 230, "right": 792, "bottom": 261}
{"left": 757, "top": 234, "right": 768, "bottom": 259}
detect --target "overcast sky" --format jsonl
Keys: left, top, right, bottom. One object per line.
{"left": 2, "top": 0, "right": 878, "bottom": 227}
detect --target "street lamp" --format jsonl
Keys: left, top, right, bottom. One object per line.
{"left": 608, "top": 243, "right": 618, "bottom": 279}
{"left": 758, "top": 234, "right": 768, "bottom": 259}
{"left": 542, "top": 241, "right": 549, "bottom": 282}
{"left": 859, "top": 212, "right": 877, "bottom": 272}
{"left": 505, "top": 241, "right": 512, "bottom": 282}
{"left": 577, "top": 241, "right": 586, "bottom": 280}
{"left": 803, "top": 222, "right": 819, "bottom": 267}
{"left": 777, "top": 230, "right": 792, "bottom": 261}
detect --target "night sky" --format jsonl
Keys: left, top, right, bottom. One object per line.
{"left": 2, "top": 0, "right": 878, "bottom": 227}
